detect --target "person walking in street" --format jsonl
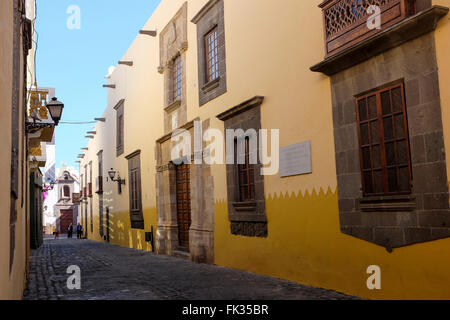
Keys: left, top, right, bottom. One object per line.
{"left": 54, "top": 225, "right": 59, "bottom": 239}
{"left": 76, "top": 223, "right": 83, "bottom": 239}
{"left": 68, "top": 223, "right": 73, "bottom": 238}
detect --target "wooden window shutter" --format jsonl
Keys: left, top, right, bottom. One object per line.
{"left": 127, "top": 152, "right": 144, "bottom": 229}
{"left": 356, "top": 82, "right": 412, "bottom": 196}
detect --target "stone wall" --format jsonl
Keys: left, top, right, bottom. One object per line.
{"left": 332, "top": 32, "right": 450, "bottom": 249}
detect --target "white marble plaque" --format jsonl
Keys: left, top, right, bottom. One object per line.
{"left": 279, "top": 141, "right": 312, "bottom": 177}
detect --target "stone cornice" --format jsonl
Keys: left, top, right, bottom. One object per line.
{"left": 156, "top": 117, "right": 199, "bottom": 144}
{"left": 125, "top": 149, "right": 141, "bottom": 160}
{"left": 191, "top": 0, "right": 220, "bottom": 24}
{"left": 216, "top": 96, "right": 264, "bottom": 121}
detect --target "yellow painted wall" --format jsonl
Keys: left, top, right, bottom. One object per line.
{"left": 215, "top": 189, "right": 450, "bottom": 300}
{"left": 80, "top": 0, "right": 166, "bottom": 249}
{"left": 80, "top": 0, "right": 450, "bottom": 299}
{"left": 0, "top": 0, "right": 36, "bottom": 300}
{"left": 210, "top": 0, "right": 450, "bottom": 300}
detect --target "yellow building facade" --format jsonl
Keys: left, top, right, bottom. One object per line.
{"left": 80, "top": 0, "right": 450, "bottom": 299}
{"left": 0, "top": 0, "right": 44, "bottom": 300}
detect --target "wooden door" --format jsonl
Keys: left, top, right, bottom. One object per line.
{"left": 176, "top": 164, "right": 191, "bottom": 248}
{"left": 60, "top": 209, "right": 73, "bottom": 234}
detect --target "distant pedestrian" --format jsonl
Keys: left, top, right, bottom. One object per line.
{"left": 76, "top": 223, "right": 83, "bottom": 239}
{"left": 54, "top": 225, "right": 59, "bottom": 239}
{"left": 68, "top": 223, "right": 73, "bottom": 238}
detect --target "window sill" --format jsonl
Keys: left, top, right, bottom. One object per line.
{"left": 130, "top": 221, "right": 144, "bottom": 230}
{"left": 201, "top": 77, "right": 220, "bottom": 94}
{"left": 230, "top": 201, "right": 267, "bottom": 222}
{"left": 164, "top": 99, "right": 181, "bottom": 113}
{"left": 359, "top": 194, "right": 416, "bottom": 212}
{"left": 232, "top": 201, "right": 257, "bottom": 212}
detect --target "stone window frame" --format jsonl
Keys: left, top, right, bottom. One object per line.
{"left": 126, "top": 150, "right": 144, "bottom": 230}
{"left": 217, "top": 96, "right": 267, "bottom": 238}
{"left": 328, "top": 30, "right": 450, "bottom": 250}
{"left": 192, "top": 0, "right": 227, "bottom": 106}
{"left": 114, "top": 99, "right": 125, "bottom": 157}
{"left": 158, "top": 2, "right": 188, "bottom": 134}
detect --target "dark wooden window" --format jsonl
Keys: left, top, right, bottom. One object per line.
{"left": 116, "top": 102, "right": 124, "bottom": 156}
{"left": 236, "top": 137, "right": 255, "bottom": 202}
{"left": 97, "top": 151, "right": 103, "bottom": 177}
{"left": 127, "top": 152, "right": 144, "bottom": 229}
{"left": 97, "top": 151, "right": 104, "bottom": 237}
{"left": 63, "top": 186, "right": 70, "bottom": 198}
{"left": 90, "top": 198, "right": 93, "bottom": 233}
{"left": 172, "top": 55, "right": 182, "bottom": 102}
{"left": 356, "top": 82, "right": 412, "bottom": 196}
{"left": 205, "top": 26, "right": 219, "bottom": 83}
{"left": 117, "top": 115, "right": 124, "bottom": 151}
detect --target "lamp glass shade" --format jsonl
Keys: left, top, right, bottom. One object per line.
{"left": 46, "top": 97, "right": 64, "bottom": 123}
{"left": 108, "top": 169, "right": 116, "bottom": 180}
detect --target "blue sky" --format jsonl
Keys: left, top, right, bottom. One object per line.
{"left": 36, "top": 0, "right": 161, "bottom": 168}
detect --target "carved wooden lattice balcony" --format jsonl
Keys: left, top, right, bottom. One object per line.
{"left": 320, "top": 0, "right": 416, "bottom": 58}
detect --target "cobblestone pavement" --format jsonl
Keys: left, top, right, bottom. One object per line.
{"left": 23, "top": 238, "right": 358, "bottom": 300}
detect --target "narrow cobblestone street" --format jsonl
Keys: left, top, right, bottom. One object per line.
{"left": 23, "top": 237, "right": 356, "bottom": 300}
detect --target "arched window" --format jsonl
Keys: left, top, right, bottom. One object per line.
{"left": 63, "top": 185, "right": 70, "bottom": 198}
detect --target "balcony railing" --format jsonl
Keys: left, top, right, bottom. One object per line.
{"left": 83, "top": 187, "right": 87, "bottom": 199}
{"left": 320, "top": 0, "right": 416, "bottom": 58}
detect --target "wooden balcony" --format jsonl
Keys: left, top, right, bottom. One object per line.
{"left": 72, "top": 193, "right": 81, "bottom": 204}
{"left": 88, "top": 182, "right": 93, "bottom": 198}
{"left": 320, "top": 0, "right": 416, "bottom": 58}
{"left": 83, "top": 187, "right": 87, "bottom": 199}
{"left": 96, "top": 176, "right": 103, "bottom": 194}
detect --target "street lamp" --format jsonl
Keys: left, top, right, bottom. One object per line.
{"left": 46, "top": 97, "right": 64, "bottom": 125}
{"left": 108, "top": 168, "right": 125, "bottom": 194}
{"left": 44, "top": 180, "right": 56, "bottom": 191}
{"left": 26, "top": 96, "right": 65, "bottom": 133}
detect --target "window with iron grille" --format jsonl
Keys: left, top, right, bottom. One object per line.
{"left": 236, "top": 137, "right": 255, "bottom": 202}
{"left": 205, "top": 26, "right": 219, "bottom": 83}
{"left": 356, "top": 82, "right": 412, "bottom": 196}
{"left": 172, "top": 55, "right": 182, "bottom": 102}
